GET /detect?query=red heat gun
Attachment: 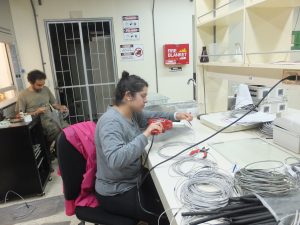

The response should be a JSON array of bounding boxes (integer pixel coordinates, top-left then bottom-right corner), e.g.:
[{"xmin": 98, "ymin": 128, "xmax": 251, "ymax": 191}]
[{"xmin": 148, "ymin": 118, "xmax": 173, "ymax": 135}]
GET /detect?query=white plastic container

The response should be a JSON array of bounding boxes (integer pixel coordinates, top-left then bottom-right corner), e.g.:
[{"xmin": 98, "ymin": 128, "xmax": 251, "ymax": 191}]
[
  {"xmin": 273, "ymin": 114, "xmax": 300, "ymax": 154},
  {"xmin": 145, "ymin": 93, "xmax": 169, "ymax": 106},
  {"xmin": 175, "ymin": 101, "xmax": 199, "ymax": 117},
  {"xmin": 273, "ymin": 125, "xmax": 300, "ymax": 154}
]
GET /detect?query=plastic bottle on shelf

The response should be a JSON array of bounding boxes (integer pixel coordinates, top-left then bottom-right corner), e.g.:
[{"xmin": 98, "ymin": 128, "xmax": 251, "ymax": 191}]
[
  {"xmin": 233, "ymin": 42, "xmax": 243, "ymax": 63},
  {"xmin": 200, "ymin": 46, "xmax": 209, "ymax": 63}
]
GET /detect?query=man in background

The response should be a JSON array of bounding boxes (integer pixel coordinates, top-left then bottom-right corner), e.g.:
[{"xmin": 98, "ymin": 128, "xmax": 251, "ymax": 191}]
[{"xmin": 16, "ymin": 70, "xmax": 69, "ymax": 148}]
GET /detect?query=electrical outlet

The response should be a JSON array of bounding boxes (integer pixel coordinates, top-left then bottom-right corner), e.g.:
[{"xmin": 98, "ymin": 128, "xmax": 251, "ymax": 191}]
[{"xmin": 283, "ymin": 70, "xmax": 300, "ymax": 85}]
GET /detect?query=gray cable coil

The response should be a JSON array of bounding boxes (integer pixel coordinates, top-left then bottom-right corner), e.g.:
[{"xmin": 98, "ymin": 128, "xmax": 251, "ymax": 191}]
[
  {"xmin": 235, "ymin": 160, "xmax": 298, "ymax": 196},
  {"xmin": 179, "ymin": 169, "xmax": 235, "ymax": 211},
  {"xmin": 171, "ymin": 157, "xmax": 217, "ymax": 177}
]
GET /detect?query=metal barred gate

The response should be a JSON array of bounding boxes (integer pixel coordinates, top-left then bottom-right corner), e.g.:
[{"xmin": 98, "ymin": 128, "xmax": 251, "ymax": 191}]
[{"xmin": 46, "ymin": 19, "xmax": 117, "ymax": 124}]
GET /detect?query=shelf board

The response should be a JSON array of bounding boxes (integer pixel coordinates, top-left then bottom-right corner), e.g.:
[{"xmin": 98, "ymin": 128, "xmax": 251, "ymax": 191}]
[
  {"xmin": 198, "ymin": 62, "xmax": 246, "ymax": 67},
  {"xmin": 248, "ymin": 63, "xmax": 300, "ymax": 69},
  {"xmin": 246, "ymin": 50, "xmax": 300, "ymax": 55},
  {"xmin": 247, "ymin": 0, "xmax": 300, "ymax": 8},
  {"xmin": 197, "ymin": 6, "xmax": 244, "ymax": 27},
  {"xmin": 198, "ymin": 62, "xmax": 300, "ymax": 70}
]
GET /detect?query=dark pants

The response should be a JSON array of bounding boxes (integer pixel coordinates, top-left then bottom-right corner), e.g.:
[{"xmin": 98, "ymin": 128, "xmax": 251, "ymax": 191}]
[{"xmin": 96, "ymin": 169, "xmax": 169, "ymax": 225}]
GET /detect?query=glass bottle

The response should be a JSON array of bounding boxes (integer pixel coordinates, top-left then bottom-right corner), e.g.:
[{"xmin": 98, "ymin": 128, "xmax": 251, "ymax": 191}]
[{"xmin": 200, "ymin": 46, "xmax": 209, "ymax": 63}]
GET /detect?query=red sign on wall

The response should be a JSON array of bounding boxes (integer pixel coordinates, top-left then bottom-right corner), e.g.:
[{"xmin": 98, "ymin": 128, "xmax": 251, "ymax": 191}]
[{"xmin": 163, "ymin": 44, "xmax": 189, "ymax": 65}]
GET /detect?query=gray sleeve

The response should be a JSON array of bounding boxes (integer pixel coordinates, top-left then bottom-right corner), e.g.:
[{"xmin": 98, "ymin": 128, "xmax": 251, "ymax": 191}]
[
  {"xmin": 135, "ymin": 110, "xmax": 177, "ymax": 128},
  {"xmin": 99, "ymin": 120, "xmax": 148, "ymax": 169}
]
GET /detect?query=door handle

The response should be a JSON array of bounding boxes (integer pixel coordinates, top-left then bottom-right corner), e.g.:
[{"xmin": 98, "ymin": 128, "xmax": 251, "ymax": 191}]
[{"xmin": 187, "ymin": 78, "xmax": 196, "ymax": 87}]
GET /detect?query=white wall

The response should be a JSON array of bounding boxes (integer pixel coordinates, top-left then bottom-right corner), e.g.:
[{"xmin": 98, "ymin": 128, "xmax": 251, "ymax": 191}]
[
  {"xmin": 9, "ymin": 0, "xmax": 194, "ymax": 101},
  {"xmin": 154, "ymin": 0, "xmax": 194, "ymax": 101}
]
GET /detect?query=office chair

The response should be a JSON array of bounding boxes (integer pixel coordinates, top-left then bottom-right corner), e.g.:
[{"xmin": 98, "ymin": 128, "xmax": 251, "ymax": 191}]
[{"xmin": 56, "ymin": 132, "xmax": 138, "ymax": 225}]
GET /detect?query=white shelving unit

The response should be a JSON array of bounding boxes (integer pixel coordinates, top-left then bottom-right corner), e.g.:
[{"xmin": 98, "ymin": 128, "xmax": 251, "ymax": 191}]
[{"xmin": 196, "ymin": 0, "xmax": 300, "ymax": 113}]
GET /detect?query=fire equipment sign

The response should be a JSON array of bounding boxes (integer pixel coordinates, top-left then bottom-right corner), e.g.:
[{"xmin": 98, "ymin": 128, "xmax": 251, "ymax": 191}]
[
  {"xmin": 122, "ymin": 15, "xmax": 140, "ymax": 41},
  {"xmin": 163, "ymin": 44, "xmax": 189, "ymax": 65},
  {"xmin": 120, "ymin": 44, "xmax": 144, "ymax": 61}
]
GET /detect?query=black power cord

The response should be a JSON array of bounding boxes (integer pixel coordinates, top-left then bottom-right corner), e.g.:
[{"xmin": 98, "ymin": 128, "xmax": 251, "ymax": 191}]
[
  {"xmin": 143, "ymin": 135, "xmax": 155, "ymax": 167},
  {"xmin": 138, "ymin": 75, "xmax": 300, "ymax": 203},
  {"xmin": 137, "ymin": 135, "xmax": 160, "ymax": 217}
]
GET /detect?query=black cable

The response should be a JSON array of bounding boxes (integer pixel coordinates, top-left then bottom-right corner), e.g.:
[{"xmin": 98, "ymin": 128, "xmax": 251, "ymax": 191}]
[
  {"xmin": 143, "ymin": 135, "xmax": 154, "ymax": 167},
  {"xmin": 137, "ymin": 135, "xmax": 160, "ymax": 217},
  {"xmin": 189, "ymin": 206, "xmax": 266, "ymax": 225},
  {"xmin": 139, "ymin": 75, "xmax": 300, "ymax": 187},
  {"xmin": 230, "ymin": 214, "xmax": 275, "ymax": 225}
]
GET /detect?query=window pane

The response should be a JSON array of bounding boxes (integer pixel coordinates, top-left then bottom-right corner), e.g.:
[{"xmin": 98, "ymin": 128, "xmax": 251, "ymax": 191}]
[{"xmin": 0, "ymin": 43, "xmax": 13, "ymax": 89}]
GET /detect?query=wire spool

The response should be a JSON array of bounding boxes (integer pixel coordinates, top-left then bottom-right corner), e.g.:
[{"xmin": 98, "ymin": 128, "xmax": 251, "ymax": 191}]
[
  {"xmin": 284, "ymin": 157, "xmax": 300, "ymax": 186},
  {"xmin": 279, "ymin": 211, "xmax": 300, "ymax": 225},
  {"xmin": 260, "ymin": 122, "xmax": 273, "ymax": 138},
  {"xmin": 179, "ymin": 169, "xmax": 235, "ymax": 211},
  {"xmin": 235, "ymin": 160, "xmax": 297, "ymax": 196},
  {"xmin": 171, "ymin": 157, "xmax": 216, "ymax": 177}
]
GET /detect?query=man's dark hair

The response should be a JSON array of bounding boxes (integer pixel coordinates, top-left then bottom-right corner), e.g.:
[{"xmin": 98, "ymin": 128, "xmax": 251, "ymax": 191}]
[
  {"xmin": 27, "ymin": 70, "xmax": 47, "ymax": 84},
  {"xmin": 115, "ymin": 71, "xmax": 148, "ymax": 106}
]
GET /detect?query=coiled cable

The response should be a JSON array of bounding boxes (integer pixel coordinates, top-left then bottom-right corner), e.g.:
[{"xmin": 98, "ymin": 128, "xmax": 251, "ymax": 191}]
[
  {"xmin": 171, "ymin": 157, "xmax": 216, "ymax": 177},
  {"xmin": 157, "ymin": 142, "xmax": 198, "ymax": 159},
  {"xmin": 179, "ymin": 169, "xmax": 235, "ymax": 211},
  {"xmin": 235, "ymin": 160, "xmax": 297, "ymax": 196}
]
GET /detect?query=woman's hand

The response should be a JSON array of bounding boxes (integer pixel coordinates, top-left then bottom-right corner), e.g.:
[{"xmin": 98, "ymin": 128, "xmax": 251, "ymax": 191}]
[
  {"xmin": 176, "ymin": 112, "xmax": 193, "ymax": 121},
  {"xmin": 143, "ymin": 122, "xmax": 163, "ymax": 137}
]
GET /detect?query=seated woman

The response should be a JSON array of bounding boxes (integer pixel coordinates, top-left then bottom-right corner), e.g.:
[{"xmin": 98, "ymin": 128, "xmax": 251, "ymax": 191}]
[{"xmin": 95, "ymin": 71, "xmax": 193, "ymax": 225}]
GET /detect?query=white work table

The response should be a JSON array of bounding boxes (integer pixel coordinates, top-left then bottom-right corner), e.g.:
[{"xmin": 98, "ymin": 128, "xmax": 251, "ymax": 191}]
[{"xmin": 146, "ymin": 118, "xmax": 300, "ymax": 225}]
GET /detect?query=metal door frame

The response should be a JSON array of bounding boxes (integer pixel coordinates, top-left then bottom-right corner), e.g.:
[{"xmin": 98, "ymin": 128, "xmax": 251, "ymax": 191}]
[{"xmin": 45, "ymin": 18, "xmax": 118, "ymax": 121}]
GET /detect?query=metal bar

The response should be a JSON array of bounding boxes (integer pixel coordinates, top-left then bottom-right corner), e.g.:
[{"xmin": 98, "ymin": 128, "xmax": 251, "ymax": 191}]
[
  {"xmin": 63, "ymin": 23, "xmax": 78, "ymax": 123},
  {"xmin": 90, "ymin": 52, "xmax": 106, "ymax": 55},
  {"xmin": 86, "ymin": 22, "xmax": 100, "ymax": 118},
  {"xmin": 54, "ymin": 24, "xmax": 72, "ymax": 123},
  {"xmin": 55, "ymin": 70, "xmax": 71, "ymax": 73},
  {"xmin": 102, "ymin": 22, "xmax": 113, "ymax": 105},
  {"xmin": 65, "ymin": 38, "xmax": 81, "ymax": 41},
  {"xmin": 94, "ymin": 22, "xmax": 106, "ymax": 113},
  {"xmin": 79, "ymin": 22, "xmax": 93, "ymax": 121},
  {"xmin": 109, "ymin": 20, "xmax": 118, "ymax": 89},
  {"xmin": 46, "ymin": 18, "xmax": 114, "ymax": 24},
  {"xmin": 45, "ymin": 23, "xmax": 61, "ymax": 105},
  {"xmin": 60, "ymin": 54, "xmax": 77, "ymax": 57},
  {"xmin": 72, "ymin": 23, "xmax": 85, "ymax": 122},
  {"xmin": 53, "ymin": 82, "xmax": 116, "ymax": 89}
]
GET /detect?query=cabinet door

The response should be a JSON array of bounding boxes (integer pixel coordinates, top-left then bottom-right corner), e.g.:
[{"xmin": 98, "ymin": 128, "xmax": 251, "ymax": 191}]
[
  {"xmin": 0, "ymin": 0, "xmax": 13, "ymax": 43},
  {"xmin": 0, "ymin": 126, "xmax": 42, "ymax": 201}
]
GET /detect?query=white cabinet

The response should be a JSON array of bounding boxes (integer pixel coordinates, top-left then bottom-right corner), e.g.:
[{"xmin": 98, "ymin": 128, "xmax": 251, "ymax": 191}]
[
  {"xmin": 0, "ymin": 0, "xmax": 14, "ymax": 43},
  {"xmin": 196, "ymin": 0, "xmax": 300, "ymax": 113}
]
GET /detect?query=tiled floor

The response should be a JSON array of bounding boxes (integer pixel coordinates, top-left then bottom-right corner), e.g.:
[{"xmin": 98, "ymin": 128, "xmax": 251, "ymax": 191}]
[{"xmin": 1, "ymin": 160, "xmax": 93, "ymax": 225}]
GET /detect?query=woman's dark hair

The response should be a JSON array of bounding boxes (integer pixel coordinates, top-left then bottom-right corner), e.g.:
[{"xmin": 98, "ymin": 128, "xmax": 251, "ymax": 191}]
[
  {"xmin": 115, "ymin": 71, "xmax": 148, "ymax": 106},
  {"xmin": 27, "ymin": 70, "xmax": 47, "ymax": 84}
]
